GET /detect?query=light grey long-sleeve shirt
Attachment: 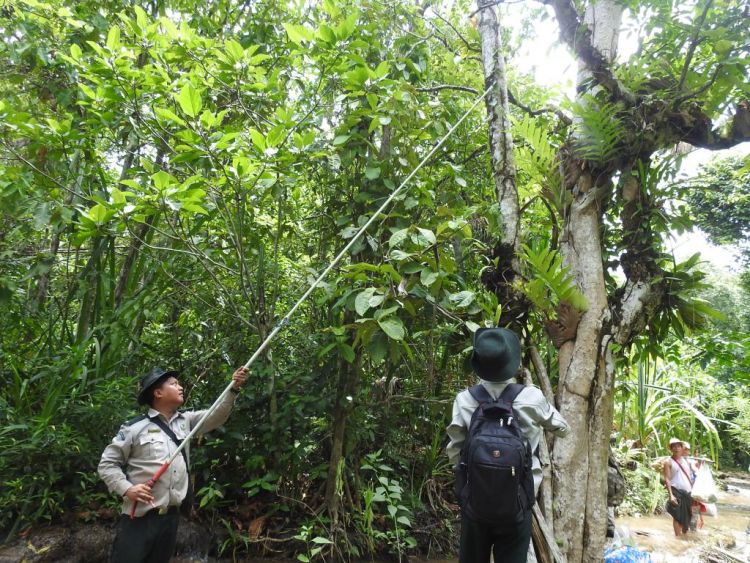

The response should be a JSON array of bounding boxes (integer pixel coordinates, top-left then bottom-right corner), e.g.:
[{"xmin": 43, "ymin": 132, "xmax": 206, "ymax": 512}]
[
  {"xmin": 446, "ymin": 378, "xmax": 570, "ymax": 492},
  {"xmin": 98, "ymin": 391, "xmax": 237, "ymax": 517}
]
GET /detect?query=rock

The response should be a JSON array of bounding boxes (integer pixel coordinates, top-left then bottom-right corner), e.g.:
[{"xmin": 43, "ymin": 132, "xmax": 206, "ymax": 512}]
[{"xmin": 707, "ymin": 527, "xmax": 736, "ymax": 550}]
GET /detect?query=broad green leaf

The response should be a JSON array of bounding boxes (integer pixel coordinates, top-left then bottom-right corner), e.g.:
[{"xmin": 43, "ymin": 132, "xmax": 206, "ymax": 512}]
[
  {"xmin": 70, "ymin": 44, "xmax": 82, "ymax": 60},
  {"xmin": 154, "ymin": 107, "xmax": 186, "ymax": 127},
  {"xmin": 311, "ymin": 537, "xmax": 333, "ymax": 545},
  {"xmin": 88, "ymin": 204, "xmax": 109, "ymax": 225},
  {"xmin": 176, "ymin": 84, "xmax": 202, "ymax": 118},
  {"xmin": 79, "ymin": 83, "xmax": 96, "ymax": 99},
  {"xmin": 365, "ymin": 166, "xmax": 380, "ymax": 180},
  {"xmin": 181, "ymin": 202, "xmax": 208, "ymax": 215},
  {"xmin": 283, "ymin": 23, "xmax": 314, "ymax": 45},
  {"xmin": 355, "ymin": 288, "xmax": 377, "ymax": 316},
  {"xmin": 317, "ymin": 24, "xmax": 336, "ymax": 43},
  {"xmin": 250, "ymin": 129, "xmax": 266, "ymax": 151},
  {"xmin": 111, "ymin": 188, "xmax": 126, "ymax": 205},
  {"xmin": 106, "ymin": 26, "xmax": 121, "ymax": 50},
  {"xmin": 396, "ymin": 516, "xmax": 411, "ymax": 528},
  {"xmin": 134, "ymin": 6, "xmax": 149, "ymax": 30},
  {"xmin": 368, "ymin": 333, "xmax": 388, "ymax": 363},
  {"xmin": 450, "ymin": 290, "xmax": 475, "ymax": 307},
  {"xmin": 369, "ymin": 294, "xmax": 385, "ymax": 308},
  {"xmin": 224, "ymin": 39, "xmax": 244, "ymax": 61},
  {"xmin": 420, "ymin": 269, "xmax": 439, "ymax": 287},
  {"xmin": 416, "ymin": 227, "xmax": 437, "ymax": 245},
  {"xmin": 335, "ymin": 10, "xmax": 359, "ymax": 40},
  {"xmin": 388, "ymin": 228, "xmax": 409, "ymax": 248},
  {"xmin": 152, "ymin": 170, "xmax": 176, "ymax": 191},
  {"xmin": 378, "ymin": 317, "xmax": 405, "ymax": 341},
  {"xmin": 338, "ymin": 343, "xmax": 355, "ymax": 364},
  {"xmin": 333, "ymin": 134, "xmax": 351, "ymax": 146}
]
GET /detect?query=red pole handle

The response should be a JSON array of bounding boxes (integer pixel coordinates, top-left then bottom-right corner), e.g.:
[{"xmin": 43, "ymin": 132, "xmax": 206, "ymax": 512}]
[{"xmin": 129, "ymin": 461, "xmax": 171, "ymax": 519}]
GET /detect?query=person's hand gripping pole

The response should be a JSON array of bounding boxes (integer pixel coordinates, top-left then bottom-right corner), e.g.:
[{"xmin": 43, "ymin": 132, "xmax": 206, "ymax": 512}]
[{"xmin": 129, "ymin": 367, "xmax": 248, "ymax": 519}]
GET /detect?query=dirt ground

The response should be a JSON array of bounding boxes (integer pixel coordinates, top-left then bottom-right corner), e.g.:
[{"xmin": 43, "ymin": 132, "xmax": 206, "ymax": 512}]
[{"xmin": 614, "ymin": 472, "xmax": 750, "ymax": 562}]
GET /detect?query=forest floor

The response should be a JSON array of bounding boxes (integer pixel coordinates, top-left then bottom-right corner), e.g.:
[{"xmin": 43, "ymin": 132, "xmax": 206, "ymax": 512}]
[
  {"xmin": 614, "ymin": 470, "xmax": 750, "ymax": 562},
  {"xmin": 2, "ymin": 473, "xmax": 748, "ymax": 562}
]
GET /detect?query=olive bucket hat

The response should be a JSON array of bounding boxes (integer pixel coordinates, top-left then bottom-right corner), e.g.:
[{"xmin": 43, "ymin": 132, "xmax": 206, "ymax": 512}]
[
  {"xmin": 470, "ymin": 327, "xmax": 521, "ymax": 382},
  {"xmin": 137, "ymin": 367, "xmax": 179, "ymax": 405}
]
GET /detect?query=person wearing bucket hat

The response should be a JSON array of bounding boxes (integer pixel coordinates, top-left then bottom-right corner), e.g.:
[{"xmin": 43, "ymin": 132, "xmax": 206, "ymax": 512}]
[
  {"xmin": 446, "ymin": 327, "xmax": 570, "ymax": 563},
  {"xmin": 664, "ymin": 437, "xmax": 694, "ymax": 536},
  {"xmin": 99, "ymin": 365, "xmax": 247, "ymax": 563}
]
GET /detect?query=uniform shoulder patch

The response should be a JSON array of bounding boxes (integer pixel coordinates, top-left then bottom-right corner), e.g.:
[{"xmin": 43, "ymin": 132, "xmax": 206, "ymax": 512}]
[{"xmin": 125, "ymin": 414, "xmax": 148, "ymax": 427}]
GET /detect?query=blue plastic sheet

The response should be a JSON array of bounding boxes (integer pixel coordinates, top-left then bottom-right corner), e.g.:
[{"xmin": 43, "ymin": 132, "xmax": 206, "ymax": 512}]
[{"xmin": 604, "ymin": 545, "xmax": 652, "ymax": 563}]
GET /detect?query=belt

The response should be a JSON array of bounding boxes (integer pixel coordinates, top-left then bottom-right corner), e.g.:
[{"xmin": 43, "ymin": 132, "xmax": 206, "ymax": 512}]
[{"xmin": 146, "ymin": 505, "xmax": 180, "ymax": 516}]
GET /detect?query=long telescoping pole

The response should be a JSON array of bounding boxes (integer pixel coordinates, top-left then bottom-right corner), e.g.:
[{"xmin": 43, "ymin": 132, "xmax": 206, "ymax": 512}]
[{"xmin": 130, "ymin": 84, "xmax": 492, "ymax": 519}]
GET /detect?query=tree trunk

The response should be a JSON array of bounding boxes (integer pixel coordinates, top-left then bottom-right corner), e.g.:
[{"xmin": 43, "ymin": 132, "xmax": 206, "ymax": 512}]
[
  {"xmin": 551, "ymin": 4, "xmax": 623, "ymax": 561},
  {"xmin": 477, "ymin": 1, "xmax": 520, "ymax": 257},
  {"xmin": 324, "ymin": 346, "xmax": 361, "ymax": 529}
]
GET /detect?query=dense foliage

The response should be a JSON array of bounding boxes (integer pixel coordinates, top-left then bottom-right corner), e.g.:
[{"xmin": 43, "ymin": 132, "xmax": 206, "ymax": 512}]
[{"xmin": 1, "ymin": 0, "xmax": 748, "ymax": 559}]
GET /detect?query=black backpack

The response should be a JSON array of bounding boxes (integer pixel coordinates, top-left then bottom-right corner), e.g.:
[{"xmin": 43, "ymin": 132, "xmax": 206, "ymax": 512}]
[{"xmin": 456, "ymin": 383, "xmax": 535, "ymax": 524}]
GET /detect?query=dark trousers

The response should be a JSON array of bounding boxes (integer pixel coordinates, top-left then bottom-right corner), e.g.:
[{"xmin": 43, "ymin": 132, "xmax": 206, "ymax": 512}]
[
  {"xmin": 111, "ymin": 510, "xmax": 179, "ymax": 563},
  {"xmin": 459, "ymin": 510, "xmax": 533, "ymax": 563}
]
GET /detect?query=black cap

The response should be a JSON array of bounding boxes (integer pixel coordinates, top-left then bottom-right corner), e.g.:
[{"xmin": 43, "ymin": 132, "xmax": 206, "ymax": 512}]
[
  {"xmin": 470, "ymin": 328, "xmax": 521, "ymax": 382},
  {"xmin": 137, "ymin": 367, "xmax": 179, "ymax": 405}
]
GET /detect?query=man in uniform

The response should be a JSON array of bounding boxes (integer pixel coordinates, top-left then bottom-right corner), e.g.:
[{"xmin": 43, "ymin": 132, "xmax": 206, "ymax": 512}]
[
  {"xmin": 99, "ymin": 366, "xmax": 247, "ymax": 563},
  {"xmin": 446, "ymin": 327, "xmax": 570, "ymax": 563}
]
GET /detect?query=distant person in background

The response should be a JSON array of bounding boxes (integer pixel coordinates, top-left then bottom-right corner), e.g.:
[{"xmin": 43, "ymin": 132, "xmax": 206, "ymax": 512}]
[{"xmin": 663, "ymin": 437, "xmax": 693, "ymax": 537}]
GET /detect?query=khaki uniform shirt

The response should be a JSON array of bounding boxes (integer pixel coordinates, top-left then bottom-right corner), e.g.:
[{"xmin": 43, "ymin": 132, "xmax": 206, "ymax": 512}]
[
  {"xmin": 98, "ymin": 392, "xmax": 237, "ymax": 517},
  {"xmin": 446, "ymin": 378, "xmax": 570, "ymax": 493}
]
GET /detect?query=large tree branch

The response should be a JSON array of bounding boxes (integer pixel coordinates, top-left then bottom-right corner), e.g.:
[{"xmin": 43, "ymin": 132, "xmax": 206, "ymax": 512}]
[{"xmin": 682, "ymin": 100, "xmax": 750, "ymax": 149}]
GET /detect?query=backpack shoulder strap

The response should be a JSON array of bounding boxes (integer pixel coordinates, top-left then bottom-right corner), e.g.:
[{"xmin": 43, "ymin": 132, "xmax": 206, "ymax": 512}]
[
  {"xmin": 499, "ymin": 382, "xmax": 525, "ymax": 404},
  {"xmin": 150, "ymin": 415, "xmax": 190, "ymax": 469},
  {"xmin": 125, "ymin": 413, "xmax": 147, "ymax": 427},
  {"xmin": 467, "ymin": 384, "xmax": 494, "ymax": 404}
]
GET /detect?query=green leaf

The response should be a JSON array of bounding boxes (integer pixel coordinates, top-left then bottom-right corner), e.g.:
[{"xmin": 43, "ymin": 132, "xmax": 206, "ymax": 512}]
[
  {"xmin": 396, "ymin": 515, "xmax": 411, "ymax": 526},
  {"xmin": 338, "ymin": 343, "xmax": 355, "ymax": 364},
  {"xmin": 79, "ymin": 83, "xmax": 96, "ymax": 100},
  {"xmin": 449, "ymin": 290, "xmax": 475, "ymax": 308},
  {"xmin": 106, "ymin": 26, "xmax": 121, "ymax": 50},
  {"xmin": 378, "ymin": 317, "xmax": 405, "ymax": 341},
  {"xmin": 333, "ymin": 134, "xmax": 351, "ymax": 146},
  {"xmin": 311, "ymin": 537, "xmax": 333, "ymax": 545},
  {"xmin": 176, "ymin": 84, "xmax": 202, "ymax": 118},
  {"xmin": 224, "ymin": 39, "xmax": 245, "ymax": 61},
  {"xmin": 368, "ymin": 333, "xmax": 388, "ymax": 363},
  {"xmin": 154, "ymin": 107, "xmax": 186, "ymax": 127},
  {"xmin": 70, "ymin": 43, "xmax": 82, "ymax": 60},
  {"xmin": 283, "ymin": 23, "xmax": 314, "ymax": 45},
  {"xmin": 365, "ymin": 166, "xmax": 380, "ymax": 180},
  {"xmin": 420, "ymin": 269, "xmax": 438, "ymax": 287},
  {"xmin": 416, "ymin": 227, "xmax": 436, "ymax": 246},
  {"xmin": 152, "ymin": 170, "xmax": 176, "ymax": 191},
  {"xmin": 88, "ymin": 204, "xmax": 109, "ymax": 225},
  {"xmin": 250, "ymin": 129, "xmax": 266, "ymax": 151},
  {"xmin": 388, "ymin": 228, "xmax": 409, "ymax": 248},
  {"xmin": 317, "ymin": 24, "xmax": 336, "ymax": 44},
  {"xmin": 133, "ymin": 6, "xmax": 149, "ymax": 30},
  {"xmin": 355, "ymin": 288, "xmax": 377, "ymax": 316}
]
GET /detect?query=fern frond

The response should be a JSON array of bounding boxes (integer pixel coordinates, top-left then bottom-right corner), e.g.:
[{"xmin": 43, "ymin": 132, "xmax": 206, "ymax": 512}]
[
  {"xmin": 569, "ymin": 95, "xmax": 624, "ymax": 163},
  {"xmin": 520, "ymin": 243, "xmax": 588, "ymax": 312}
]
